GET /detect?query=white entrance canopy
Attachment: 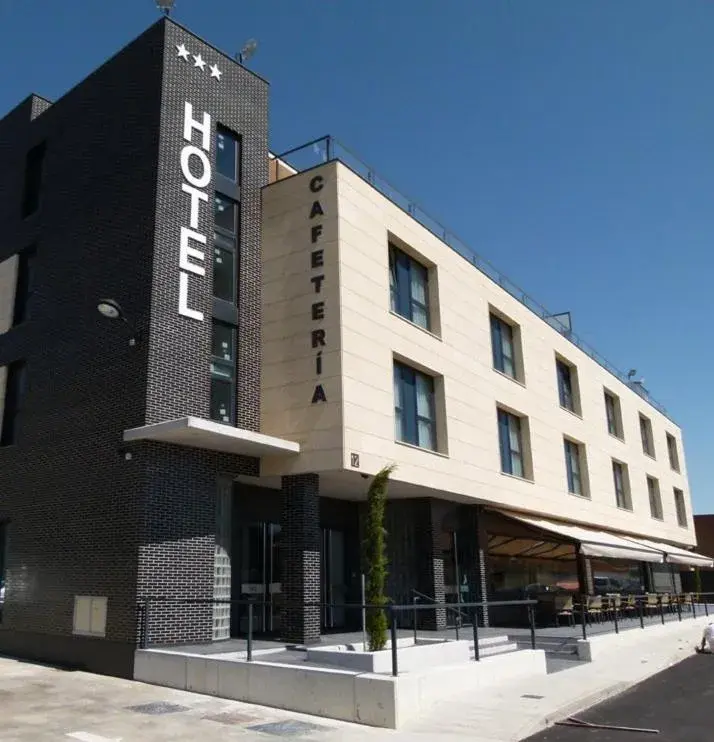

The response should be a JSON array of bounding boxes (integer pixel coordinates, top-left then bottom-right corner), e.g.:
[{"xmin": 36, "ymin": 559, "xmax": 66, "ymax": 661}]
[
  {"xmin": 495, "ymin": 511, "xmax": 664, "ymax": 563},
  {"xmin": 620, "ymin": 536, "xmax": 714, "ymax": 569},
  {"xmin": 123, "ymin": 417, "xmax": 300, "ymax": 457}
]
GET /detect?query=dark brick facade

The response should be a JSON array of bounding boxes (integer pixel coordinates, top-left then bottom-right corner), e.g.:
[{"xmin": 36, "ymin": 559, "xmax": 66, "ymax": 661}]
[{"xmin": 0, "ymin": 18, "xmax": 267, "ymax": 677}]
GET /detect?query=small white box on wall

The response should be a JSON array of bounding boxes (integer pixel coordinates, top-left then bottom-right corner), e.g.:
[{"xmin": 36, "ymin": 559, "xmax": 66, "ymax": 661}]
[{"xmin": 73, "ymin": 596, "xmax": 108, "ymax": 637}]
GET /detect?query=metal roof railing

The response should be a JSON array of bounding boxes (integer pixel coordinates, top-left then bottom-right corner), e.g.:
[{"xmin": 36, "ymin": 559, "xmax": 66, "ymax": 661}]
[{"xmin": 271, "ymin": 135, "xmax": 672, "ymax": 422}]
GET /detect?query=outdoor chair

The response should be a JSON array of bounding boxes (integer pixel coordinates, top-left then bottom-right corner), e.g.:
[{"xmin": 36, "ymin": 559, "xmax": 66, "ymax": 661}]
[
  {"xmin": 608, "ymin": 593, "xmax": 622, "ymax": 621},
  {"xmin": 554, "ymin": 595, "xmax": 575, "ymax": 627},
  {"xmin": 585, "ymin": 595, "xmax": 603, "ymax": 623},
  {"xmin": 660, "ymin": 593, "xmax": 671, "ymax": 614},
  {"xmin": 622, "ymin": 594, "xmax": 637, "ymax": 619},
  {"xmin": 645, "ymin": 593, "xmax": 659, "ymax": 616},
  {"xmin": 680, "ymin": 593, "xmax": 694, "ymax": 612}
]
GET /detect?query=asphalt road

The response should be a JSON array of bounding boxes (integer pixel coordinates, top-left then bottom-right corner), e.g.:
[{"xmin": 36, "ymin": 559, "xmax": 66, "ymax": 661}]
[{"xmin": 528, "ymin": 653, "xmax": 714, "ymax": 742}]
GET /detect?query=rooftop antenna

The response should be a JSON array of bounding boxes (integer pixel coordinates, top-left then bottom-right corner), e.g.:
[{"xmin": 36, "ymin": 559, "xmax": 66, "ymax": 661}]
[
  {"xmin": 627, "ymin": 369, "xmax": 637, "ymax": 379},
  {"xmin": 236, "ymin": 38, "xmax": 258, "ymax": 65},
  {"xmin": 156, "ymin": 0, "xmax": 175, "ymax": 16}
]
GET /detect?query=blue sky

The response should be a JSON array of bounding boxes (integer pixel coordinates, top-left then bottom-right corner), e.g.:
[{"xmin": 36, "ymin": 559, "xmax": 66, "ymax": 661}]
[{"xmin": 1, "ymin": 1, "xmax": 711, "ymax": 512}]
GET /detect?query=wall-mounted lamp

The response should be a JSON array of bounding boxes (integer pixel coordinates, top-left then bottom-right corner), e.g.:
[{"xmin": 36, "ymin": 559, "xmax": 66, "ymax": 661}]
[{"xmin": 97, "ymin": 298, "xmax": 138, "ymax": 346}]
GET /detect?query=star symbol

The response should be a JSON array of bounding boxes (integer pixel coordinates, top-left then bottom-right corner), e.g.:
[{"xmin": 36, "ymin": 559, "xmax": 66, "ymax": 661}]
[
  {"xmin": 209, "ymin": 63, "xmax": 222, "ymax": 81},
  {"xmin": 193, "ymin": 53, "xmax": 206, "ymax": 70},
  {"xmin": 176, "ymin": 43, "xmax": 190, "ymax": 61}
]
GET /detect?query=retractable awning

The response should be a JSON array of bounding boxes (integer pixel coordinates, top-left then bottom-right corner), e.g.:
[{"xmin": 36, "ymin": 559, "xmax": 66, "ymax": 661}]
[
  {"xmin": 620, "ymin": 536, "xmax": 714, "ymax": 569},
  {"xmin": 494, "ymin": 511, "xmax": 664, "ymax": 563}
]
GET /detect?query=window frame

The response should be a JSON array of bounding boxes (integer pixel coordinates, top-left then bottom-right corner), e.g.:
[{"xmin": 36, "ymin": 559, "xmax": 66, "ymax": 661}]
[
  {"xmin": 393, "ymin": 361, "xmax": 437, "ymax": 451},
  {"xmin": 11, "ymin": 247, "xmax": 36, "ymax": 327},
  {"xmin": 604, "ymin": 390, "xmax": 623, "ymax": 439},
  {"xmin": 216, "ymin": 127, "xmax": 241, "ymax": 184},
  {"xmin": 666, "ymin": 433, "xmax": 680, "ymax": 472},
  {"xmin": 673, "ymin": 488, "xmax": 687, "ymax": 528},
  {"xmin": 21, "ymin": 142, "xmax": 46, "ymax": 218},
  {"xmin": 647, "ymin": 476, "xmax": 663, "ymax": 520},
  {"xmin": 497, "ymin": 408, "xmax": 526, "ymax": 479},
  {"xmin": 0, "ymin": 361, "xmax": 27, "ymax": 447},
  {"xmin": 0, "ymin": 520, "xmax": 6, "ymax": 622},
  {"xmin": 556, "ymin": 358, "xmax": 577, "ymax": 413},
  {"xmin": 612, "ymin": 460, "xmax": 631, "ymax": 511},
  {"xmin": 389, "ymin": 243, "xmax": 431, "ymax": 331},
  {"xmin": 639, "ymin": 414, "xmax": 655, "ymax": 458},
  {"xmin": 210, "ymin": 321, "xmax": 236, "ymax": 425},
  {"xmin": 564, "ymin": 438, "xmax": 584, "ymax": 496},
  {"xmin": 490, "ymin": 313, "xmax": 517, "ymax": 379}
]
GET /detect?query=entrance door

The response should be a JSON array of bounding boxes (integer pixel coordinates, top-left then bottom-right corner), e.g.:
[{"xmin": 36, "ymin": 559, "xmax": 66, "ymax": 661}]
[
  {"xmin": 321, "ymin": 528, "xmax": 346, "ymax": 630},
  {"xmin": 239, "ymin": 522, "xmax": 281, "ymax": 634}
]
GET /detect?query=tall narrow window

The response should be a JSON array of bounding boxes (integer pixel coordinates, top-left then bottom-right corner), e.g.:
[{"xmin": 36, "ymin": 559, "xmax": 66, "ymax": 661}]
[
  {"xmin": 210, "ymin": 322, "xmax": 235, "ymax": 425},
  {"xmin": 674, "ymin": 488, "xmax": 687, "ymax": 528},
  {"xmin": 564, "ymin": 439, "xmax": 584, "ymax": 496},
  {"xmin": 213, "ymin": 194, "xmax": 239, "ymax": 304},
  {"xmin": 604, "ymin": 390, "xmax": 623, "ymax": 439},
  {"xmin": 497, "ymin": 409, "xmax": 526, "ymax": 478},
  {"xmin": 216, "ymin": 128, "xmax": 240, "ymax": 183},
  {"xmin": 490, "ymin": 314, "xmax": 516, "ymax": 379},
  {"xmin": 0, "ymin": 521, "xmax": 6, "ymax": 622},
  {"xmin": 666, "ymin": 433, "xmax": 680, "ymax": 472},
  {"xmin": 0, "ymin": 361, "xmax": 27, "ymax": 447},
  {"xmin": 612, "ymin": 460, "xmax": 631, "ymax": 510},
  {"xmin": 556, "ymin": 359, "xmax": 578, "ymax": 413},
  {"xmin": 640, "ymin": 414, "xmax": 655, "ymax": 457},
  {"xmin": 393, "ymin": 361, "xmax": 436, "ymax": 450},
  {"xmin": 647, "ymin": 476, "xmax": 663, "ymax": 520},
  {"xmin": 12, "ymin": 248, "xmax": 35, "ymax": 326},
  {"xmin": 389, "ymin": 243, "xmax": 430, "ymax": 330},
  {"xmin": 21, "ymin": 142, "xmax": 46, "ymax": 218}
]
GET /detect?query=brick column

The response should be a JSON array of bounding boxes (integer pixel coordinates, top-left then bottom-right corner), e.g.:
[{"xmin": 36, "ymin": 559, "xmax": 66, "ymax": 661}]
[{"xmin": 280, "ymin": 474, "xmax": 321, "ymax": 644}]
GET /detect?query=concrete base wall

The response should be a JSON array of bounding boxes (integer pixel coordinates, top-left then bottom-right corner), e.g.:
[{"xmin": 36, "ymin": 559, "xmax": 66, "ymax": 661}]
[
  {"xmin": 577, "ymin": 615, "xmax": 712, "ymax": 662},
  {"xmin": 133, "ymin": 647, "xmax": 547, "ymax": 728}
]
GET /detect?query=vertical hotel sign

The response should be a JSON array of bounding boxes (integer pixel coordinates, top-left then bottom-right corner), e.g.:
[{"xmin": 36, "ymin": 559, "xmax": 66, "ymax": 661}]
[
  {"xmin": 309, "ymin": 174, "xmax": 327, "ymax": 404},
  {"xmin": 178, "ymin": 102, "xmax": 212, "ymax": 321}
]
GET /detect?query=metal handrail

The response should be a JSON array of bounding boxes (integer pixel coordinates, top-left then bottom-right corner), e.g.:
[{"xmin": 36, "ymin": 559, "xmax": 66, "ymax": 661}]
[{"xmin": 271, "ymin": 135, "xmax": 675, "ymax": 422}]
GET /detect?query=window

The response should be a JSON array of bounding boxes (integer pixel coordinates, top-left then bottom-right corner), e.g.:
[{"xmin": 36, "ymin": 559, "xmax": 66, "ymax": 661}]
[
  {"xmin": 674, "ymin": 488, "xmax": 687, "ymax": 528},
  {"xmin": 393, "ymin": 361, "xmax": 436, "ymax": 450},
  {"xmin": 556, "ymin": 359, "xmax": 578, "ymax": 413},
  {"xmin": 210, "ymin": 322, "xmax": 235, "ymax": 425},
  {"xmin": 216, "ymin": 128, "xmax": 240, "ymax": 182},
  {"xmin": 647, "ymin": 477, "xmax": 663, "ymax": 520},
  {"xmin": 490, "ymin": 314, "xmax": 516, "ymax": 379},
  {"xmin": 666, "ymin": 433, "xmax": 680, "ymax": 472},
  {"xmin": 1, "ymin": 361, "xmax": 27, "ymax": 446},
  {"xmin": 213, "ymin": 194, "xmax": 239, "ymax": 303},
  {"xmin": 12, "ymin": 248, "xmax": 35, "ymax": 326},
  {"xmin": 564, "ymin": 439, "xmax": 585, "ymax": 496},
  {"xmin": 497, "ymin": 408, "xmax": 526, "ymax": 478},
  {"xmin": 0, "ymin": 521, "xmax": 6, "ymax": 621},
  {"xmin": 21, "ymin": 142, "xmax": 46, "ymax": 218},
  {"xmin": 389, "ymin": 243, "xmax": 430, "ymax": 330},
  {"xmin": 612, "ymin": 460, "xmax": 631, "ymax": 510},
  {"xmin": 604, "ymin": 390, "xmax": 623, "ymax": 439},
  {"xmin": 639, "ymin": 414, "xmax": 655, "ymax": 457}
]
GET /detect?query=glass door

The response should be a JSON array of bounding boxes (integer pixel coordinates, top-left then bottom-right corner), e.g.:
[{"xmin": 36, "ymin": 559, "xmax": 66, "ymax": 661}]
[
  {"xmin": 321, "ymin": 528, "xmax": 346, "ymax": 630},
  {"xmin": 239, "ymin": 522, "xmax": 281, "ymax": 634}
]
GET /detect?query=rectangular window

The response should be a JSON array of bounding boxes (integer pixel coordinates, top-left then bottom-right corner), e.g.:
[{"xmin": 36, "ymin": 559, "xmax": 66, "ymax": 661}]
[
  {"xmin": 556, "ymin": 359, "xmax": 577, "ymax": 412},
  {"xmin": 666, "ymin": 433, "xmax": 680, "ymax": 472},
  {"xmin": 604, "ymin": 390, "xmax": 622, "ymax": 439},
  {"xmin": 21, "ymin": 142, "xmax": 46, "ymax": 218},
  {"xmin": 210, "ymin": 322, "xmax": 235, "ymax": 425},
  {"xmin": 389, "ymin": 243, "xmax": 430, "ymax": 330},
  {"xmin": 213, "ymin": 243, "xmax": 236, "ymax": 303},
  {"xmin": 647, "ymin": 476, "xmax": 663, "ymax": 520},
  {"xmin": 497, "ymin": 408, "xmax": 525, "ymax": 478},
  {"xmin": 674, "ymin": 488, "xmax": 687, "ymax": 528},
  {"xmin": 393, "ymin": 361, "xmax": 436, "ymax": 450},
  {"xmin": 490, "ymin": 314, "xmax": 516, "ymax": 379},
  {"xmin": 214, "ymin": 194, "xmax": 238, "ymax": 236},
  {"xmin": 0, "ymin": 521, "xmax": 6, "ymax": 621},
  {"xmin": 564, "ymin": 439, "xmax": 584, "ymax": 496},
  {"xmin": 216, "ymin": 128, "xmax": 240, "ymax": 182},
  {"xmin": 12, "ymin": 248, "xmax": 35, "ymax": 326},
  {"xmin": 612, "ymin": 460, "xmax": 631, "ymax": 510},
  {"xmin": 640, "ymin": 414, "xmax": 655, "ymax": 457},
  {"xmin": 1, "ymin": 361, "xmax": 27, "ymax": 447}
]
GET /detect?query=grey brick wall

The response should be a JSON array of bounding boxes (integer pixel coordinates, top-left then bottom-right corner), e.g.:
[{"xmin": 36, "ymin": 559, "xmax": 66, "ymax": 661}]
[{"xmin": 0, "ymin": 18, "xmax": 268, "ymax": 676}]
